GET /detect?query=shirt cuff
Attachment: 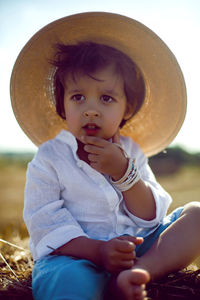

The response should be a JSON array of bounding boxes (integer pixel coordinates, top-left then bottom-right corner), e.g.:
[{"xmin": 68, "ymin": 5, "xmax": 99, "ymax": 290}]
[{"xmin": 35, "ymin": 225, "xmax": 88, "ymax": 260}]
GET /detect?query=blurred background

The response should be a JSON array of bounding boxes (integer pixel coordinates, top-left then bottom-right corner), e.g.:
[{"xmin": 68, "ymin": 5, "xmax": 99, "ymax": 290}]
[{"xmin": 0, "ymin": 1, "xmax": 200, "ymax": 266}]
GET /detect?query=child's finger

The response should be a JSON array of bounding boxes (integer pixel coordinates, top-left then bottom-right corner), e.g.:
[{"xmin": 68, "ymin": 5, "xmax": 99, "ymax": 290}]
[
  {"xmin": 84, "ymin": 144, "xmax": 103, "ymax": 154},
  {"xmin": 115, "ymin": 239, "xmax": 135, "ymax": 253},
  {"xmin": 118, "ymin": 236, "xmax": 144, "ymax": 245},
  {"xmin": 81, "ymin": 135, "xmax": 106, "ymax": 147},
  {"xmin": 112, "ymin": 129, "xmax": 121, "ymax": 144},
  {"xmin": 88, "ymin": 154, "xmax": 99, "ymax": 162},
  {"xmin": 127, "ymin": 236, "xmax": 144, "ymax": 245},
  {"xmin": 118, "ymin": 251, "xmax": 135, "ymax": 261},
  {"xmin": 119, "ymin": 259, "xmax": 134, "ymax": 269}
]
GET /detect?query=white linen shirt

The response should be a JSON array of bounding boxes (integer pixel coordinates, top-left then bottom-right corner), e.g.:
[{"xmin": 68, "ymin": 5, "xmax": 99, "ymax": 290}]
[{"xmin": 24, "ymin": 130, "xmax": 172, "ymax": 261}]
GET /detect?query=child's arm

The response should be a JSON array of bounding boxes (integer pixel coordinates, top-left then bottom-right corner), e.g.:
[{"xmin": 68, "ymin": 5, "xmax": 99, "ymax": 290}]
[
  {"xmin": 82, "ymin": 134, "xmax": 156, "ymax": 221},
  {"xmin": 50, "ymin": 235, "xmax": 143, "ymax": 273},
  {"xmin": 24, "ymin": 149, "xmax": 88, "ymax": 260},
  {"xmin": 24, "ymin": 143, "xmax": 144, "ymax": 265}
]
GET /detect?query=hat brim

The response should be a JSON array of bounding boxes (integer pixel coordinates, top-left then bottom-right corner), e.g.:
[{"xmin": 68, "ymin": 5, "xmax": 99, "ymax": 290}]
[{"xmin": 10, "ymin": 12, "xmax": 187, "ymax": 157}]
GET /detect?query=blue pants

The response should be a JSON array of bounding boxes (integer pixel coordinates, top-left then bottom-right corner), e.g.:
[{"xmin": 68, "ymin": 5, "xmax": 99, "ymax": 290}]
[{"xmin": 32, "ymin": 207, "xmax": 183, "ymax": 300}]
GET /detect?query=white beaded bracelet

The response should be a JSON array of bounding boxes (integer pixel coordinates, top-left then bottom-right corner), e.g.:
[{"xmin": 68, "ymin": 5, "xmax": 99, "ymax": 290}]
[
  {"xmin": 111, "ymin": 157, "xmax": 134, "ymax": 185},
  {"xmin": 112, "ymin": 163, "xmax": 141, "ymax": 191},
  {"xmin": 110, "ymin": 143, "xmax": 141, "ymax": 192}
]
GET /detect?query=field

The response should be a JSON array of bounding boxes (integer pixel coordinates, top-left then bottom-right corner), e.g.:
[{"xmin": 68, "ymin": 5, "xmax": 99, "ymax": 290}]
[
  {"xmin": 1, "ymin": 157, "xmax": 200, "ymax": 239},
  {"xmin": 0, "ymin": 154, "xmax": 200, "ymax": 299}
]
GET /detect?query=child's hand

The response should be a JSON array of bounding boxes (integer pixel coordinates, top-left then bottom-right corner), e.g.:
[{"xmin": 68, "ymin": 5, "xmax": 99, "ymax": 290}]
[
  {"xmin": 81, "ymin": 131, "xmax": 128, "ymax": 179},
  {"xmin": 99, "ymin": 236, "xmax": 143, "ymax": 273}
]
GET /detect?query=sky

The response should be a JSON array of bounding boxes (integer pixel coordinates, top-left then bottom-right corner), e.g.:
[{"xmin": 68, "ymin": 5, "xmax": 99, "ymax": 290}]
[{"xmin": 1, "ymin": 0, "xmax": 200, "ymax": 153}]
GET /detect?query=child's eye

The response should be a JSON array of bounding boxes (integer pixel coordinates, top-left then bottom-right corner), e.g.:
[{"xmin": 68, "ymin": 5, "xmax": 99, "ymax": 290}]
[
  {"xmin": 101, "ymin": 95, "xmax": 114, "ymax": 103},
  {"xmin": 71, "ymin": 94, "xmax": 85, "ymax": 102}
]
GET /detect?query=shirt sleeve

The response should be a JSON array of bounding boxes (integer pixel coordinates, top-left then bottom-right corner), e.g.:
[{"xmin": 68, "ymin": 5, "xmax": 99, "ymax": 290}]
[
  {"xmin": 122, "ymin": 138, "xmax": 172, "ymax": 228},
  {"xmin": 23, "ymin": 146, "xmax": 88, "ymax": 260}
]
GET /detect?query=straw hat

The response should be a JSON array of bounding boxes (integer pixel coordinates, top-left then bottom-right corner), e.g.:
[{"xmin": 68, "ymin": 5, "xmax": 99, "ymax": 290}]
[{"xmin": 10, "ymin": 12, "xmax": 187, "ymax": 157}]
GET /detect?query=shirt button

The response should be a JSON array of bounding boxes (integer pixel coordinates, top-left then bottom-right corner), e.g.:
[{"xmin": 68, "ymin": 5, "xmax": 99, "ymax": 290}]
[
  {"xmin": 116, "ymin": 225, "xmax": 123, "ymax": 234},
  {"xmin": 77, "ymin": 161, "xmax": 83, "ymax": 168}
]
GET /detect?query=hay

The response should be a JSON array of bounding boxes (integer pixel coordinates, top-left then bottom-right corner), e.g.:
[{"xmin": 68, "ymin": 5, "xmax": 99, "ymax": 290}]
[
  {"xmin": 147, "ymin": 267, "xmax": 200, "ymax": 300},
  {"xmin": 0, "ymin": 238, "xmax": 33, "ymax": 300},
  {"xmin": 0, "ymin": 238, "xmax": 200, "ymax": 300}
]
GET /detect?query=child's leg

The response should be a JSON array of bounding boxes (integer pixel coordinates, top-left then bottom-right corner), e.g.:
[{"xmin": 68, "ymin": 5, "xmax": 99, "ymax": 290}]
[
  {"xmin": 116, "ymin": 201, "xmax": 200, "ymax": 299},
  {"xmin": 134, "ymin": 201, "xmax": 200, "ymax": 279},
  {"xmin": 32, "ymin": 255, "xmax": 110, "ymax": 300}
]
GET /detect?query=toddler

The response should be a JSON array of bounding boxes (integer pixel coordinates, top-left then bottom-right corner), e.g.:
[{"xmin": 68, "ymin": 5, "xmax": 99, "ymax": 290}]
[{"xmin": 10, "ymin": 12, "xmax": 200, "ymax": 300}]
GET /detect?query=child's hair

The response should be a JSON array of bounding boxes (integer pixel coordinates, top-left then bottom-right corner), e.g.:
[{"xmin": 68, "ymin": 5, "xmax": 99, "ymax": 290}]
[{"xmin": 51, "ymin": 41, "xmax": 145, "ymax": 128}]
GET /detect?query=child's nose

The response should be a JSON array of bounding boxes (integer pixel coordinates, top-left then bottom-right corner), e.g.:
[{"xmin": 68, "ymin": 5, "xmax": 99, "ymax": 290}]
[{"xmin": 83, "ymin": 109, "xmax": 100, "ymax": 118}]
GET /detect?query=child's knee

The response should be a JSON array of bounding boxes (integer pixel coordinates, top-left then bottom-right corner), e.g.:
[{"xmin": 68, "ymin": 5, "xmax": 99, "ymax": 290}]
[{"xmin": 182, "ymin": 201, "xmax": 200, "ymax": 223}]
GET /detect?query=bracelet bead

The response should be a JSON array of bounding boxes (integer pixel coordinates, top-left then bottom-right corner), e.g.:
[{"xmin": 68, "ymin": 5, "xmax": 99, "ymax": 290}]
[
  {"xmin": 110, "ymin": 157, "xmax": 140, "ymax": 192},
  {"xmin": 110, "ymin": 143, "xmax": 140, "ymax": 192}
]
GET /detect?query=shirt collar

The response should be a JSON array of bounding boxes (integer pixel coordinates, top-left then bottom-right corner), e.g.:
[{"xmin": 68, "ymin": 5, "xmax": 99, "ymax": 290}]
[{"xmin": 56, "ymin": 130, "xmax": 79, "ymax": 160}]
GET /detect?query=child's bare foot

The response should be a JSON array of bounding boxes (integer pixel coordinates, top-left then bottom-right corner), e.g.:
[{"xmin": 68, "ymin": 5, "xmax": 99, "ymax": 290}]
[{"xmin": 116, "ymin": 268, "xmax": 150, "ymax": 300}]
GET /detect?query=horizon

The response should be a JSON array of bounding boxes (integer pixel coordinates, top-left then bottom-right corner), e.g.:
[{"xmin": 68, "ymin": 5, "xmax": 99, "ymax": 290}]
[{"xmin": 1, "ymin": 143, "xmax": 200, "ymax": 155}]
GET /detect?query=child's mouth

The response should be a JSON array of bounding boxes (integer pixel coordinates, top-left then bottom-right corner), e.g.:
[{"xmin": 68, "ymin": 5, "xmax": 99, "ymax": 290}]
[{"xmin": 83, "ymin": 124, "xmax": 100, "ymax": 136}]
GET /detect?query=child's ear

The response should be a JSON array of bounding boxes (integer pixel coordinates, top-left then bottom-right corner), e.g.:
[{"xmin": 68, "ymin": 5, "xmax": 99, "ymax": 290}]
[
  {"xmin": 123, "ymin": 103, "xmax": 135, "ymax": 120},
  {"xmin": 61, "ymin": 106, "xmax": 66, "ymax": 119},
  {"xmin": 61, "ymin": 111, "xmax": 66, "ymax": 119}
]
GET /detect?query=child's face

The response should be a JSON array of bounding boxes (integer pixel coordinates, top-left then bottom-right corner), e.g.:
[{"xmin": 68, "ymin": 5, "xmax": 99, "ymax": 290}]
[{"xmin": 63, "ymin": 65, "xmax": 132, "ymax": 141}]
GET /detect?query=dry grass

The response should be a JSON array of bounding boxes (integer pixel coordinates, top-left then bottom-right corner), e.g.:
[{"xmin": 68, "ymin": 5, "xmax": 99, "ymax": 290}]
[
  {"xmin": 157, "ymin": 166, "xmax": 200, "ymax": 213},
  {"xmin": 147, "ymin": 268, "xmax": 200, "ymax": 300},
  {"xmin": 0, "ymin": 164, "xmax": 28, "ymax": 239},
  {"xmin": 0, "ymin": 237, "xmax": 33, "ymax": 300},
  {"xmin": 1, "ymin": 238, "xmax": 200, "ymax": 300},
  {"xmin": 0, "ymin": 161, "xmax": 200, "ymax": 299}
]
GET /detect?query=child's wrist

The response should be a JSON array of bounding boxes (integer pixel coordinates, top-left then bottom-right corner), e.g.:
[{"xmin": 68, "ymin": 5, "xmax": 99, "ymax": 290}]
[
  {"xmin": 110, "ymin": 157, "xmax": 141, "ymax": 192},
  {"xmin": 111, "ymin": 157, "xmax": 129, "ymax": 181},
  {"xmin": 98, "ymin": 240, "xmax": 108, "ymax": 267},
  {"xmin": 110, "ymin": 143, "xmax": 129, "ymax": 181}
]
